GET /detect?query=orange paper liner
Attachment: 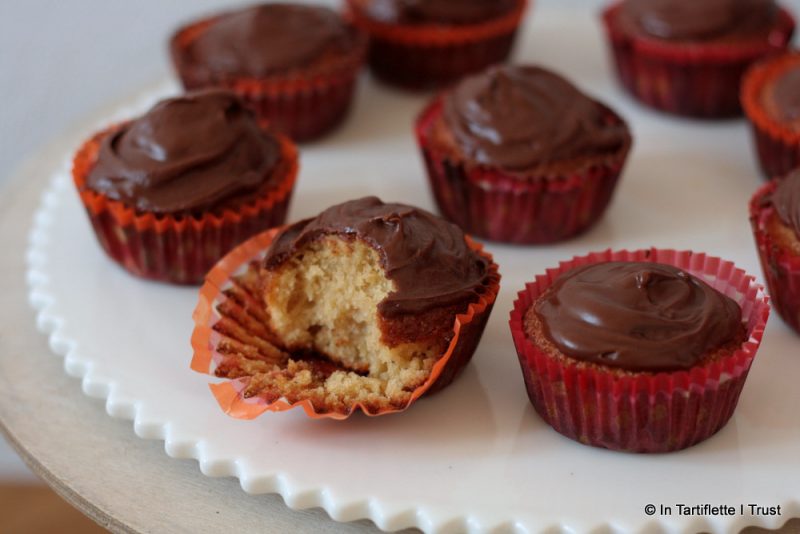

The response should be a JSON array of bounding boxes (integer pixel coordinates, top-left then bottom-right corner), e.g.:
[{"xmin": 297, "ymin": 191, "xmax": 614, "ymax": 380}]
[
  {"xmin": 750, "ymin": 180, "xmax": 800, "ymax": 334},
  {"xmin": 510, "ymin": 249, "xmax": 770, "ymax": 453},
  {"xmin": 415, "ymin": 97, "xmax": 631, "ymax": 244},
  {"xmin": 170, "ymin": 16, "xmax": 367, "ymax": 142},
  {"xmin": 191, "ymin": 229, "xmax": 501, "ymax": 420},
  {"xmin": 72, "ymin": 125, "xmax": 298, "ymax": 285},
  {"xmin": 602, "ymin": 3, "xmax": 795, "ymax": 118},
  {"xmin": 742, "ymin": 52, "xmax": 800, "ymax": 178},
  {"xmin": 345, "ymin": 0, "xmax": 528, "ymax": 90}
]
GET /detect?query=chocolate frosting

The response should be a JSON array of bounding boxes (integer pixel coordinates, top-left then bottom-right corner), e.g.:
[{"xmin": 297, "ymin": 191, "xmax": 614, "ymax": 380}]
[
  {"xmin": 363, "ymin": 0, "xmax": 517, "ymax": 25},
  {"xmin": 443, "ymin": 65, "xmax": 629, "ymax": 171},
  {"xmin": 264, "ymin": 197, "xmax": 490, "ymax": 316},
  {"xmin": 534, "ymin": 262, "xmax": 742, "ymax": 372},
  {"xmin": 85, "ymin": 90, "xmax": 280, "ymax": 214},
  {"xmin": 619, "ymin": 0, "xmax": 777, "ymax": 41},
  {"xmin": 188, "ymin": 4, "xmax": 356, "ymax": 76},
  {"xmin": 767, "ymin": 67, "xmax": 800, "ymax": 124},
  {"xmin": 772, "ymin": 169, "xmax": 800, "ymax": 237}
]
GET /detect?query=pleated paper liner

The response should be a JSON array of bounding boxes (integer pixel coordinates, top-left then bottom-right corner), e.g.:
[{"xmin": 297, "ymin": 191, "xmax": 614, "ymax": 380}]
[
  {"xmin": 602, "ymin": 3, "xmax": 795, "ymax": 118},
  {"xmin": 415, "ymin": 97, "xmax": 631, "ymax": 244},
  {"xmin": 191, "ymin": 228, "xmax": 501, "ymax": 420},
  {"xmin": 170, "ymin": 16, "xmax": 367, "ymax": 142},
  {"xmin": 509, "ymin": 249, "xmax": 770, "ymax": 453},
  {"xmin": 72, "ymin": 126, "xmax": 298, "ymax": 285},
  {"xmin": 750, "ymin": 180, "xmax": 800, "ymax": 334},
  {"xmin": 742, "ymin": 52, "xmax": 800, "ymax": 178},
  {"xmin": 345, "ymin": 0, "xmax": 528, "ymax": 90}
]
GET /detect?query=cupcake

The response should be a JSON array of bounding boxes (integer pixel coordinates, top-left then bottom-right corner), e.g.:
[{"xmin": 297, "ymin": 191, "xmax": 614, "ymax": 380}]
[
  {"xmin": 742, "ymin": 52, "xmax": 800, "ymax": 178},
  {"xmin": 602, "ymin": 0, "xmax": 795, "ymax": 118},
  {"xmin": 345, "ymin": 0, "xmax": 528, "ymax": 90},
  {"xmin": 510, "ymin": 249, "xmax": 770, "ymax": 453},
  {"xmin": 72, "ymin": 90, "xmax": 298, "ymax": 285},
  {"xmin": 191, "ymin": 197, "xmax": 500, "ymax": 419},
  {"xmin": 750, "ymin": 169, "xmax": 800, "ymax": 334},
  {"xmin": 415, "ymin": 64, "xmax": 632, "ymax": 244},
  {"xmin": 170, "ymin": 3, "xmax": 367, "ymax": 142}
]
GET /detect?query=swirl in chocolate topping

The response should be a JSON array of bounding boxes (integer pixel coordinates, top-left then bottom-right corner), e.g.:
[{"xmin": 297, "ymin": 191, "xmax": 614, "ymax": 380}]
[
  {"xmin": 772, "ymin": 169, "xmax": 800, "ymax": 238},
  {"xmin": 443, "ymin": 65, "xmax": 629, "ymax": 171},
  {"xmin": 619, "ymin": 0, "xmax": 777, "ymax": 41},
  {"xmin": 363, "ymin": 0, "xmax": 517, "ymax": 25},
  {"xmin": 766, "ymin": 67, "xmax": 800, "ymax": 125},
  {"xmin": 85, "ymin": 90, "xmax": 280, "ymax": 214},
  {"xmin": 533, "ymin": 262, "xmax": 742, "ymax": 372},
  {"xmin": 188, "ymin": 4, "xmax": 356, "ymax": 76},
  {"xmin": 264, "ymin": 197, "xmax": 490, "ymax": 316}
]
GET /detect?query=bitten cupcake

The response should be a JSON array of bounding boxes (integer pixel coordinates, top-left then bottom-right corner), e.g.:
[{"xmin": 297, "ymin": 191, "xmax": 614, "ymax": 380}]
[
  {"xmin": 415, "ymin": 64, "xmax": 632, "ymax": 244},
  {"xmin": 742, "ymin": 52, "xmax": 800, "ymax": 178},
  {"xmin": 510, "ymin": 249, "xmax": 770, "ymax": 453},
  {"xmin": 602, "ymin": 0, "xmax": 795, "ymax": 118},
  {"xmin": 191, "ymin": 197, "xmax": 500, "ymax": 419},
  {"xmin": 345, "ymin": 0, "xmax": 527, "ymax": 90},
  {"xmin": 750, "ymin": 169, "xmax": 800, "ymax": 334},
  {"xmin": 170, "ymin": 3, "xmax": 367, "ymax": 141},
  {"xmin": 72, "ymin": 90, "xmax": 298, "ymax": 285}
]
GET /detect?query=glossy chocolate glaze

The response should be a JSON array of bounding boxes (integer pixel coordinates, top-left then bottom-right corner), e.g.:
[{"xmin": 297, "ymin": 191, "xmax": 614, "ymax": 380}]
[
  {"xmin": 767, "ymin": 67, "xmax": 800, "ymax": 124},
  {"xmin": 533, "ymin": 262, "xmax": 742, "ymax": 372},
  {"xmin": 264, "ymin": 197, "xmax": 490, "ymax": 316},
  {"xmin": 362, "ymin": 0, "xmax": 517, "ymax": 25},
  {"xmin": 773, "ymin": 169, "xmax": 800, "ymax": 237},
  {"xmin": 619, "ymin": 0, "xmax": 777, "ymax": 41},
  {"xmin": 442, "ymin": 65, "xmax": 629, "ymax": 171},
  {"xmin": 187, "ymin": 3, "xmax": 356, "ymax": 76},
  {"xmin": 85, "ymin": 90, "xmax": 280, "ymax": 214}
]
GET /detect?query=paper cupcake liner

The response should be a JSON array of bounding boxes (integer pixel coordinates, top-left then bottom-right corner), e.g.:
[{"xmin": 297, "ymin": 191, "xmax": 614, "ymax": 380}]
[
  {"xmin": 509, "ymin": 249, "xmax": 770, "ymax": 453},
  {"xmin": 414, "ymin": 98, "xmax": 631, "ymax": 244},
  {"xmin": 345, "ymin": 0, "xmax": 527, "ymax": 90},
  {"xmin": 72, "ymin": 126, "xmax": 298, "ymax": 285},
  {"xmin": 750, "ymin": 181, "xmax": 800, "ymax": 334},
  {"xmin": 170, "ymin": 17, "xmax": 367, "ymax": 142},
  {"xmin": 742, "ymin": 52, "xmax": 800, "ymax": 178},
  {"xmin": 602, "ymin": 4, "xmax": 795, "ymax": 118},
  {"xmin": 191, "ymin": 229, "xmax": 501, "ymax": 420}
]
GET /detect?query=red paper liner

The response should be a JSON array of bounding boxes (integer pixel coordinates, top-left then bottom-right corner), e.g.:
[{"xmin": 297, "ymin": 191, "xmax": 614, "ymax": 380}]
[
  {"xmin": 191, "ymin": 229, "xmax": 501, "ymax": 420},
  {"xmin": 509, "ymin": 249, "xmax": 770, "ymax": 453},
  {"xmin": 345, "ymin": 0, "xmax": 528, "ymax": 90},
  {"xmin": 72, "ymin": 126, "xmax": 298, "ymax": 285},
  {"xmin": 742, "ymin": 52, "xmax": 800, "ymax": 178},
  {"xmin": 602, "ymin": 3, "xmax": 795, "ymax": 118},
  {"xmin": 414, "ymin": 98, "xmax": 631, "ymax": 244},
  {"xmin": 750, "ymin": 181, "xmax": 800, "ymax": 333},
  {"xmin": 170, "ymin": 16, "xmax": 367, "ymax": 142}
]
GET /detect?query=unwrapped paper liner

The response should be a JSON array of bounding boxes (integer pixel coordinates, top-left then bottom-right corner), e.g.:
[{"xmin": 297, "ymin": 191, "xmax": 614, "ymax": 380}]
[
  {"xmin": 750, "ymin": 181, "xmax": 800, "ymax": 333},
  {"xmin": 509, "ymin": 248, "xmax": 770, "ymax": 453},
  {"xmin": 415, "ymin": 98, "xmax": 631, "ymax": 244},
  {"xmin": 602, "ymin": 3, "xmax": 795, "ymax": 118},
  {"xmin": 72, "ymin": 127, "xmax": 298, "ymax": 285},
  {"xmin": 191, "ymin": 228, "xmax": 501, "ymax": 420}
]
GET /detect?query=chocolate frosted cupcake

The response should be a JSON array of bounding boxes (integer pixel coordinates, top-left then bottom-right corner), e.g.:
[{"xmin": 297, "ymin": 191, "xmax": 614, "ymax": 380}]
[
  {"xmin": 170, "ymin": 3, "xmax": 366, "ymax": 141},
  {"xmin": 72, "ymin": 90, "xmax": 298, "ymax": 284},
  {"xmin": 742, "ymin": 53, "xmax": 800, "ymax": 178},
  {"xmin": 602, "ymin": 0, "xmax": 794, "ymax": 117},
  {"xmin": 510, "ymin": 249, "xmax": 770, "ymax": 453},
  {"xmin": 750, "ymin": 169, "xmax": 800, "ymax": 334},
  {"xmin": 346, "ymin": 0, "xmax": 527, "ymax": 89},
  {"xmin": 416, "ymin": 64, "xmax": 632, "ymax": 244},
  {"xmin": 191, "ymin": 197, "xmax": 500, "ymax": 419}
]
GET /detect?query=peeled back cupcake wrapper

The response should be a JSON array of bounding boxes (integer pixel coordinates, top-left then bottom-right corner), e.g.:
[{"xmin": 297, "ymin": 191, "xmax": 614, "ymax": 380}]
[
  {"xmin": 742, "ymin": 52, "xmax": 800, "ymax": 178},
  {"xmin": 72, "ymin": 126, "xmax": 298, "ymax": 285},
  {"xmin": 345, "ymin": 0, "xmax": 527, "ymax": 90},
  {"xmin": 191, "ymin": 227, "xmax": 501, "ymax": 420},
  {"xmin": 602, "ymin": 3, "xmax": 795, "ymax": 118},
  {"xmin": 750, "ymin": 181, "xmax": 800, "ymax": 334},
  {"xmin": 415, "ymin": 98, "xmax": 630, "ymax": 244},
  {"xmin": 170, "ymin": 17, "xmax": 367, "ymax": 142},
  {"xmin": 509, "ymin": 249, "xmax": 770, "ymax": 453}
]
